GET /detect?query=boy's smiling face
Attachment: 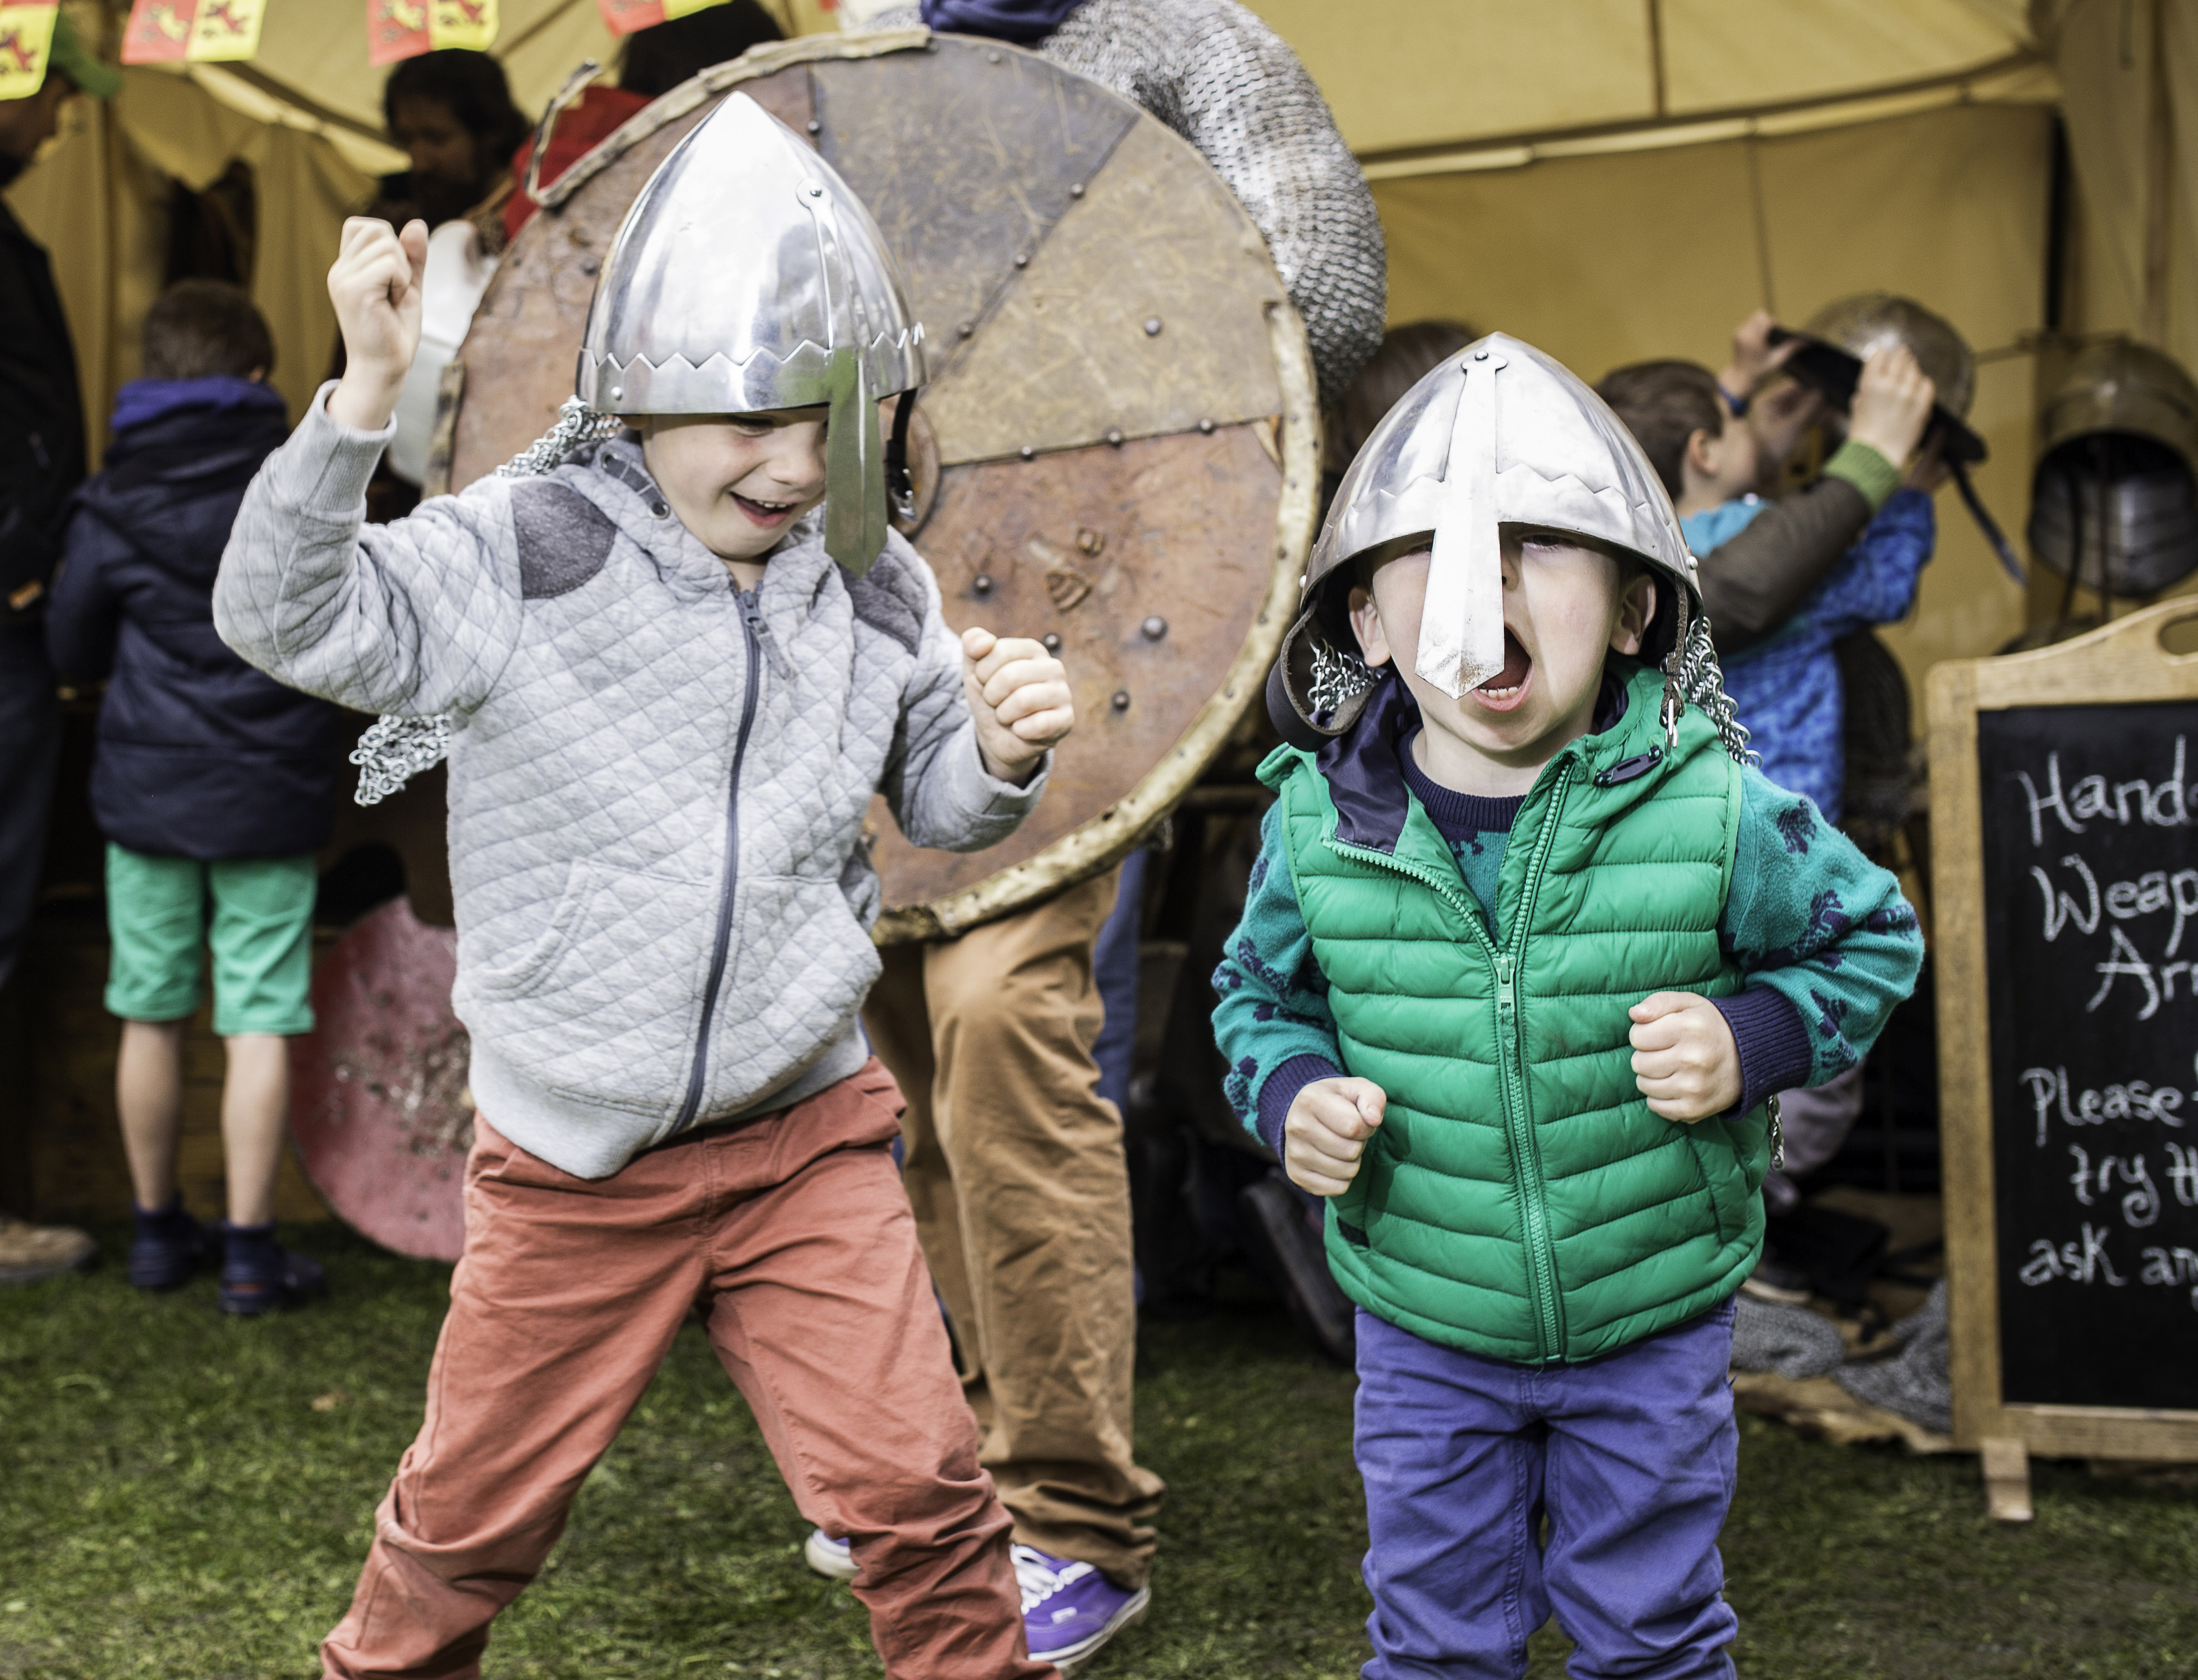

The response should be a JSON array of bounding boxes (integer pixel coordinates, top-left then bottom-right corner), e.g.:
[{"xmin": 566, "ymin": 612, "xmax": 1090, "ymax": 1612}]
[
  {"xmin": 642, "ymin": 408, "xmax": 829, "ymax": 567},
  {"xmin": 1348, "ymin": 528, "xmax": 1658, "ymax": 794}
]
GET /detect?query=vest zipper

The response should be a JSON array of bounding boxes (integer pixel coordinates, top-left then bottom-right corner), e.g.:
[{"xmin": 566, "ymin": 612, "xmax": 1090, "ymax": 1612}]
[
  {"xmin": 674, "ymin": 586, "xmax": 765, "ymax": 1132},
  {"xmin": 1322, "ymin": 756, "xmax": 1577, "ymax": 1362},
  {"xmin": 1494, "ymin": 761, "xmax": 1574, "ymax": 1363}
]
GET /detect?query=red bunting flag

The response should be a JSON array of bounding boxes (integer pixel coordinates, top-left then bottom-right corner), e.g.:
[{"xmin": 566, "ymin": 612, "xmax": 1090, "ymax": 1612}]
[
  {"xmin": 595, "ymin": 0, "xmax": 742, "ymax": 38},
  {"xmin": 368, "ymin": 0, "xmax": 497, "ymax": 67},
  {"xmin": 122, "ymin": 0, "xmax": 267, "ymax": 66}
]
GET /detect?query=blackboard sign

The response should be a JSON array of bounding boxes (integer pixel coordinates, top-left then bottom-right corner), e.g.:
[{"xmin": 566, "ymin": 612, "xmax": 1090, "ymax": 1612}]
[
  {"xmin": 1976, "ymin": 703, "xmax": 2198, "ymax": 1411},
  {"xmin": 1930, "ymin": 600, "xmax": 2198, "ymax": 1467}
]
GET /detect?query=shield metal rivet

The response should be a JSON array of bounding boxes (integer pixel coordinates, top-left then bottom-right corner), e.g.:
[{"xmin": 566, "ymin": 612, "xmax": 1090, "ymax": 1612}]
[
  {"xmin": 1143, "ymin": 317, "xmax": 1163, "ymax": 336},
  {"xmin": 973, "ymin": 573, "xmax": 995, "ymax": 596},
  {"xmin": 1142, "ymin": 616, "xmax": 1167, "ymax": 641},
  {"xmin": 1013, "ymin": 252, "xmax": 1029, "ymax": 268},
  {"xmin": 1111, "ymin": 690, "xmax": 1132, "ymax": 712},
  {"xmin": 987, "ymin": 49, "xmax": 1002, "ymax": 62},
  {"xmin": 1020, "ymin": 444, "xmax": 1036, "ymax": 460},
  {"xmin": 806, "ymin": 119, "xmax": 821, "ymax": 134},
  {"xmin": 579, "ymin": 256, "xmax": 599, "ymax": 274},
  {"xmin": 1198, "ymin": 418, "xmax": 1215, "ymax": 433},
  {"xmin": 610, "ymin": 386, "xmax": 623, "ymax": 400},
  {"xmin": 1043, "ymin": 633, "xmax": 1062, "ymax": 653},
  {"xmin": 958, "ymin": 321, "xmax": 974, "ymax": 338},
  {"xmin": 1070, "ymin": 182, "xmax": 1085, "ymax": 198},
  {"xmin": 1106, "ymin": 429, "xmax": 1124, "ymax": 447}
]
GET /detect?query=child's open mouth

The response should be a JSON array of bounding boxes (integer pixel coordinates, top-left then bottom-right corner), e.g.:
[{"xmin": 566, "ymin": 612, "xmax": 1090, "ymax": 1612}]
[
  {"xmin": 731, "ymin": 490, "xmax": 799, "ymax": 526},
  {"xmin": 1470, "ymin": 630, "xmax": 1533, "ymax": 712}
]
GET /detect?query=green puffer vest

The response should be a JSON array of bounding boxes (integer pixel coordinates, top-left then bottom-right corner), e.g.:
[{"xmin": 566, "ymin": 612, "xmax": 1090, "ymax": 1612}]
[{"xmin": 1263, "ymin": 663, "xmax": 1769, "ymax": 1366}]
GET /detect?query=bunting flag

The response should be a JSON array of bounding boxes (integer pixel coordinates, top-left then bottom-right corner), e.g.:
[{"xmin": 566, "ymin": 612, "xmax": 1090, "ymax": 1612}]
[
  {"xmin": 0, "ymin": 1, "xmax": 58, "ymax": 101},
  {"xmin": 368, "ymin": 0, "xmax": 497, "ymax": 66},
  {"xmin": 122, "ymin": 0, "xmax": 267, "ymax": 66},
  {"xmin": 596, "ymin": 0, "xmax": 738, "ymax": 38}
]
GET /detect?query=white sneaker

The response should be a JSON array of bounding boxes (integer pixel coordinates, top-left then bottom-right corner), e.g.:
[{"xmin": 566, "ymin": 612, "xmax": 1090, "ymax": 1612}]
[{"xmin": 804, "ymin": 1528, "xmax": 859, "ymax": 1581}]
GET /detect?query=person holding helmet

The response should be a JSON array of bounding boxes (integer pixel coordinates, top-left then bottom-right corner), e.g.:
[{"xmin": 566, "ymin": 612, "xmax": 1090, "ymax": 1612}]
[
  {"xmin": 1213, "ymin": 334, "xmax": 1923, "ymax": 1677},
  {"xmin": 215, "ymin": 92, "xmax": 1071, "ymax": 1679}
]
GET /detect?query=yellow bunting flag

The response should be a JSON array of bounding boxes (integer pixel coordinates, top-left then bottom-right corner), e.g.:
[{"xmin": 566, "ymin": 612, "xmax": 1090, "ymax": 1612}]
[
  {"xmin": 429, "ymin": 0, "xmax": 495, "ymax": 52},
  {"xmin": 0, "ymin": 1, "xmax": 58, "ymax": 101},
  {"xmin": 123, "ymin": 0, "xmax": 266, "ymax": 66}
]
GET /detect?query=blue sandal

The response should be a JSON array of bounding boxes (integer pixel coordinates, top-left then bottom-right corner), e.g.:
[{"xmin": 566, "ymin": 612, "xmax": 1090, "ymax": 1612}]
[{"xmin": 217, "ymin": 1225, "xmax": 328, "ymax": 1316}]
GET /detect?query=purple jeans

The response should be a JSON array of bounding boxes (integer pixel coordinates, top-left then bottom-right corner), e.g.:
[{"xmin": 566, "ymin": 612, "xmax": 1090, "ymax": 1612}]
[{"xmin": 1353, "ymin": 1300, "xmax": 1740, "ymax": 1680}]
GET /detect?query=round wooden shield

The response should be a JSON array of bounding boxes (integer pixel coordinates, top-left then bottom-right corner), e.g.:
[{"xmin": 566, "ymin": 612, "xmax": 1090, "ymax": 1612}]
[
  {"xmin": 288, "ymin": 897, "xmax": 471, "ymax": 1262},
  {"xmin": 428, "ymin": 28, "xmax": 1317, "ymax": 942}
]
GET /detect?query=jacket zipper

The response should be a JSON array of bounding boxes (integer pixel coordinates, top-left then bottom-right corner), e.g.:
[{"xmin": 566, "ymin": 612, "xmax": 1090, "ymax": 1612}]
[
  {"xmin": 674, "ymin": 586, "xmax": 766, "ymax": 1131},
  {"xmin": 1326, "ymin": 758, "xmax": 1575, "ymax": 1362}
]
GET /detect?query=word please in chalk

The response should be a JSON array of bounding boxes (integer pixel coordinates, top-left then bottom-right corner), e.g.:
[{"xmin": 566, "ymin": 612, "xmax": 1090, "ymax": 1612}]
[
  {"xmin": 2019, "ymin": 1065, "xmax": 2189, "ymax": 1146},
  {"xmin": 2019, "ymin": 739, "xmax": 2193, "ymax": 845}
]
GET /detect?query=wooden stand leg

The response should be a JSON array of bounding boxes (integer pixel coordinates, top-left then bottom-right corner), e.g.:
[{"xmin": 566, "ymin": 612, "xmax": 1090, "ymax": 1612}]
[{"xmin": 1982, "ymin": 1436, "xmax": 2033, "ymax": 1522}]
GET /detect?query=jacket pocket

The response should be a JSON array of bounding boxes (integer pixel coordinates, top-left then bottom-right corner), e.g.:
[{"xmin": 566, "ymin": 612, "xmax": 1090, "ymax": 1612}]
[
  {"xmin": 467, "ymin": 859, "xmax": 601, "ymax": 1000},
  {"xmin": 1684, "ymin": 1122, "xmax": 1751, "ymax": 1249},
  {"xmin": 457, "ymin": 861, "xmax": 717, "ymax": 1115}
]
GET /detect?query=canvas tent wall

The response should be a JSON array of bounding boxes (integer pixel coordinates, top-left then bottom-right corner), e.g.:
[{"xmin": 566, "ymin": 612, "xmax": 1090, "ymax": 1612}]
[{"xmin": 4, "ymin": 0, "xmax": 2189, "ymax": 691}]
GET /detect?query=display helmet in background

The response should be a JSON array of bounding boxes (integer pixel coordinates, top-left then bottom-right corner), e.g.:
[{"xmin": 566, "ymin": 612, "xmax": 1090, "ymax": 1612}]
[
  {"xmin": 2028, "ymin": 338, "xmax": 2198, "ymax": 598},
  {"xmin": 575, "ymin": 91, "xmax": 927, "ymax": 576},
  {"xmin": 1805, "ymin": 292, "xmax": 1976, "ymax": 421},
  {"xmin": 1272, "ymin": 332, "xmax": 1750, "ymax": 762}
]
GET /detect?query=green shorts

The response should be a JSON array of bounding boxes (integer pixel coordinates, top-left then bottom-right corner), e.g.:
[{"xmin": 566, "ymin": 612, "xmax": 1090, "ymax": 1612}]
[{"xmin": 104, "ymin": 845, "xmax": 317, "ymax": 1037}]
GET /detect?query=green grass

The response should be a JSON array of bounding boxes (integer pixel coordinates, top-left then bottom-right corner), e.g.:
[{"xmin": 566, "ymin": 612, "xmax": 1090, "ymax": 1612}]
[{"xmin": 1, "ymin": 1226, "xmax": 2195, "ymax": 1678}]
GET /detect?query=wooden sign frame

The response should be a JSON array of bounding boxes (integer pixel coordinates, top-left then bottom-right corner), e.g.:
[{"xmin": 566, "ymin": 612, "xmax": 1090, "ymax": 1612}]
[{"xmin": 1928, "ymin": 597, "xmax": 2198, "ymax": 1468}]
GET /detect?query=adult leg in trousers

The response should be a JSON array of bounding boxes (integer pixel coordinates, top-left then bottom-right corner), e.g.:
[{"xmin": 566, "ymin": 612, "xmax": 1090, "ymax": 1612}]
[{"xmin": 867, "ymin": 867, "xmax": 1166, "ymax": 1588}]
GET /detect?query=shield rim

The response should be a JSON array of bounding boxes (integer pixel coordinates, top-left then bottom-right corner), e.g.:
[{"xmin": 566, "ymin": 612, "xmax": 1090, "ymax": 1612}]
[{"xmin": 453, "ymin": 28, "xmax": 1319, "ymax": 945}]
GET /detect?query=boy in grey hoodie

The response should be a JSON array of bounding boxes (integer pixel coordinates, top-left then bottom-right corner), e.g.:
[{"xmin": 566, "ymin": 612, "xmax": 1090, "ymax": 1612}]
[{"xmin": 215, "ymin": 96, "xmax": 1071, "ymax": 1680}]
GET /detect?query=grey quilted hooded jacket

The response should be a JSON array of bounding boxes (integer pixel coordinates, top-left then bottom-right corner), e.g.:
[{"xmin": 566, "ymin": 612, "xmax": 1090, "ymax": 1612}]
[{"xmin": 215, "ymin": 389, "xmax": 1047, "ymax": 1178}]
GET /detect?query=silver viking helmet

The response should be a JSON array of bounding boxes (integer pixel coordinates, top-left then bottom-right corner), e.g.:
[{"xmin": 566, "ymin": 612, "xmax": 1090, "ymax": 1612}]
[
  {"xmin": 1274, "ymin": 332, "xmax": 1749, "ymax": 761},
  {"xmin": 575, "ymin": 91, "xmax": 927, "ymax": 576}
]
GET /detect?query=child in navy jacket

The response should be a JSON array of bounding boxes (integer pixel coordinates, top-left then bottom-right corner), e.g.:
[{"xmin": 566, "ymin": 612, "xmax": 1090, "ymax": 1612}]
[{"xmin": 46, "ymin": 280, "xmax": 343, "ymax": 1315}]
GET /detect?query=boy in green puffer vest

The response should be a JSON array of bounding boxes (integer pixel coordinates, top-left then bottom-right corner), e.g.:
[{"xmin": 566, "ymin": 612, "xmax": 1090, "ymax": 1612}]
[{"xmin": 1214, "ymin": 334, "xmax": 1922, "ymax": 1679}]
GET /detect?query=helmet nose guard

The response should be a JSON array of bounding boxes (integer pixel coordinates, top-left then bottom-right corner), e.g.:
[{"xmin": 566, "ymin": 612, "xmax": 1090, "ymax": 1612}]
[
  {"xmin": 1277, "ymin": 333, "xmax": 1720, "ymax": 748},
  {"xmin": 575, "ymin": 91, "xmax": 927, "ymax": 577}
]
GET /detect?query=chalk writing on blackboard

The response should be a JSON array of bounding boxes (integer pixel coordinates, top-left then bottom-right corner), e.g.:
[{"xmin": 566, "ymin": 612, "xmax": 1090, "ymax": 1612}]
[{"xmin": 1979, "ymin": 705, "xmax": 2198, "ymax": 1410}]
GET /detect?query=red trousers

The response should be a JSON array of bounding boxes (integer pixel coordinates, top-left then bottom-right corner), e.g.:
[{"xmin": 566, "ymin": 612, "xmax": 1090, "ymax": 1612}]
[{"xmin": 320, "ymin": 1059, "xmax": 1051, "ymax": 1680}]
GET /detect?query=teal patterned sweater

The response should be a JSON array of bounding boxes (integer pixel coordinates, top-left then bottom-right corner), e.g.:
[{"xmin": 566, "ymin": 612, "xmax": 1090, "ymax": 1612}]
[{"xmin": 1213, "ymin": 701, "xmax": 1924, "ymax": 1159}]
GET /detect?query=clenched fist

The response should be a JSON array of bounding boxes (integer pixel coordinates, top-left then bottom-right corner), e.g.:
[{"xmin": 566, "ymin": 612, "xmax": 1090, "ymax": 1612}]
[
  {"xmin": 327, "ymin": 215, "xmax": 428, "ymax": 432},
  {"xmin": 1282, "ymin": 1075, "xmax": 1387, "ymax": 1197},
  {"xmin": 961, "ymin": 626, "xmax": 1074, "ymax": 784},
  {"xmin": 1628, "ymin": 991, "xmax": 1742, "ymax": 1122}
]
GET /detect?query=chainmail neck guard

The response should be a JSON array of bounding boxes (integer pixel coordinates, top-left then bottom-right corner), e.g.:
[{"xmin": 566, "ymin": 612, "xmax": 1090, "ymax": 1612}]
[{"xmin": 349, "ymin": 401, "xmax": 626, "ymax": 808}]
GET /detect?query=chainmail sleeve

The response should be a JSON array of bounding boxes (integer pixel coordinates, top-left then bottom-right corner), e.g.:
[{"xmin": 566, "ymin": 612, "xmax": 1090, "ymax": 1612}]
[{"xmin": 867, "ymin": 0, "xmax": 1388, "ymax": 404}]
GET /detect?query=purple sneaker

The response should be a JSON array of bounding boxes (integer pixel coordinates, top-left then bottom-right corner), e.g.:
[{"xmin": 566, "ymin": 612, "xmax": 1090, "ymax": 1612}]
[{"xmin": 1013, "ymin": 1544, "xmax": 1148, "ymax": 1674}]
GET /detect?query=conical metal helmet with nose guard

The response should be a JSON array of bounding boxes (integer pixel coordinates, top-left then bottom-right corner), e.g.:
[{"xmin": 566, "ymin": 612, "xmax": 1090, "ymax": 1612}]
[
  {"xmin": 575, "ymin": 90, "xmax": 927, "ymax": 576},
  {"xmin": 1273, "ymin": 332, "xmax": 1745, "ymax": 759}
]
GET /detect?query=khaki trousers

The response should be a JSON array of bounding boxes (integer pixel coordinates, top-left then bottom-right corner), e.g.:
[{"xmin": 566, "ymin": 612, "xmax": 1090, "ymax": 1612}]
[
  {"xmin": 320, "ymin": 1062, "xmax": 1048, "ymax": 1680},
  {"xmin": 864, "ymin": 870, "xmax": 1166, "ymax": 1587}
]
